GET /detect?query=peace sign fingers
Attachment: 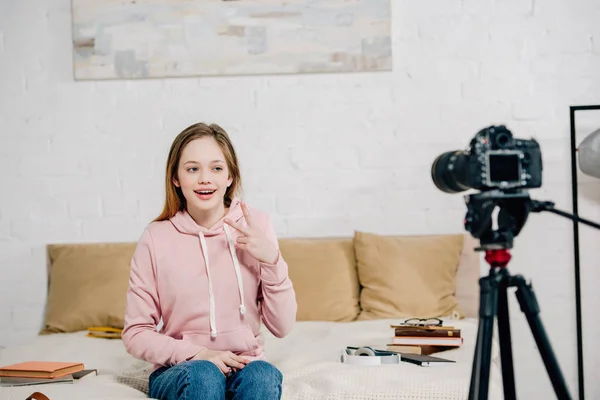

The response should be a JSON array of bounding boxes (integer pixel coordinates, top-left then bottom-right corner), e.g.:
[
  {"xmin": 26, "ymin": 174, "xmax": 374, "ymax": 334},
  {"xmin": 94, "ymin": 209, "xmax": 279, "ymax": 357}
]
[
  {"xmin": 224, "ymin": 201, "xmax": 279, "ymax": 264},
  {"xmin": 224, "ymin": 217, "xmax": 250, "ymax": 235},
  {"xmin": 241, "ymin": 202, "xmax": 254, "ymax": 228}
]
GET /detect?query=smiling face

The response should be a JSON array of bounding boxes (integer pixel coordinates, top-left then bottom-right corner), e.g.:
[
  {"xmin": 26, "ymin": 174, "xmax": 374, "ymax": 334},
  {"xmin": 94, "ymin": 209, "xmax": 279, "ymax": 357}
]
[{"xmin": 173, "ymin": 136, "xmax": 233, "ymax": 221}]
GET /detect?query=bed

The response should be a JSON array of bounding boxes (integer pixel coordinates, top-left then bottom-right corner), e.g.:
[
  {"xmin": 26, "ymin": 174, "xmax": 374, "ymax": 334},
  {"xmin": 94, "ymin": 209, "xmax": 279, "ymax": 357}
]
[
  {"xmin": 0, "ymin": 318, "xmax": 502, "ymax": 400},
  {"xmin": 0, "ymin": 231, "xmax": 504, "ymax": 399}
]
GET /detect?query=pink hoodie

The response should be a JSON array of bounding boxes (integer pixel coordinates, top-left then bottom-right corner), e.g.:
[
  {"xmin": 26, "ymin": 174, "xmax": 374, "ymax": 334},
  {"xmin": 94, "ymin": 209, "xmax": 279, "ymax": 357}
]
[{"xmin": 121, "ymin": 198, "xmax": 297, "ymax": 370}]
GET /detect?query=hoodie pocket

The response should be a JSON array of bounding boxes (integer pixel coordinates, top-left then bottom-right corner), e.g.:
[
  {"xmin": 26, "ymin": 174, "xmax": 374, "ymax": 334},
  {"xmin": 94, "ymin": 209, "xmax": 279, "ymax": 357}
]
[{"xmin": 181, "ymin": 325, "xmax": 259, "ymax": 354}]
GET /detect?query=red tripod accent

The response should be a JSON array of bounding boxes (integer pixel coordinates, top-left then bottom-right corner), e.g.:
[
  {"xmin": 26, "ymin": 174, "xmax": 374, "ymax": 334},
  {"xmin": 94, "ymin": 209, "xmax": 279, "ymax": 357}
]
[{"xmin": 484, "ymin": 249, "xmax": 512, "ymax": 268}]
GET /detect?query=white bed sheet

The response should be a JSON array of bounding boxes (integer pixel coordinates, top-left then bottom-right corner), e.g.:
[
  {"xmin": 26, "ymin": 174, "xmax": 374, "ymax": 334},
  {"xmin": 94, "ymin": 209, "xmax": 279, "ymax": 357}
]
[{"xmin": 0, "ymin": 318, "xmax": 503, "ymax": 400}]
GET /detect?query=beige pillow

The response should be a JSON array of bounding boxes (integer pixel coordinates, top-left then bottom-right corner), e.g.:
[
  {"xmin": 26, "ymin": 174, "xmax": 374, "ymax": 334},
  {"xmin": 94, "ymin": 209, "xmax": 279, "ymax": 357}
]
[
  {"xmin": 279, "ymin": 238, "xmax": 360, "ymax": 322},
  {"xmin": 354, "ymin": 231, "xmax": 465, "ymax": 321},
  {"xmin": 41, "ymin": 243, "xmax": 135, "ymax": 334},
  {"xmin": 455, "ymin": 234, "xmax": 482, "ymax": 318}
]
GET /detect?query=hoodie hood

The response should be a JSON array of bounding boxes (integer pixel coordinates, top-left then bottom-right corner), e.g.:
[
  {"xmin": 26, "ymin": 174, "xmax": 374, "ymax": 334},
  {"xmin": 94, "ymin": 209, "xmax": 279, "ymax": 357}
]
[
  {"xmin": 168, "ymin": 196, "xmax": 247, "ymax": 338},
  {"xmin": 169, "ymin": 197, "xmax": 244, "ymax": 237}
]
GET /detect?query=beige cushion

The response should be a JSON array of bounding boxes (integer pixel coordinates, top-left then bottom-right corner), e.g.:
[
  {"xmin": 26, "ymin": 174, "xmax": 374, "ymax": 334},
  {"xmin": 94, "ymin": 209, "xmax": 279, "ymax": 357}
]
[
  {"xmin": 354, "ymin": 231, "xmax": 466, "ymax": 321},
  {"xmin": 41, "ymin": 243, "xmax": 135, "ymax": 334},
  {"xmin": 279, "ymin": 238, "xmax": 360, "ymax": 322},
  {"xmin": 40, "ymin": 232, "xmax": 478, "ymax": 331},
  {"xmin": 455, "ymin": 234, "xmax": 482, "ymax": 318}
]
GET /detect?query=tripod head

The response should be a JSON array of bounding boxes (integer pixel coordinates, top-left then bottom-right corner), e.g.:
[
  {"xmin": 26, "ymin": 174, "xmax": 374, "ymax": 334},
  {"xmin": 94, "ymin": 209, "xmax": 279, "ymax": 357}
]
[
  {"xmin": 463, "ymin": 189, "xmax": 534, "ymax": 252},
  {"xmin": 463, "ymin": 188, "xmax": 600, "ymax": 267}
]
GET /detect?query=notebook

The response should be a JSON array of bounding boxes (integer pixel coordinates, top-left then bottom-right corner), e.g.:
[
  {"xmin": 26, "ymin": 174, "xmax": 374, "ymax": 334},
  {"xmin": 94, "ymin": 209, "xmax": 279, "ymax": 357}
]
[
  {"xmin": 0, "ymin": 375, "xmax": 74, "ymax": 387},
  {"xmin": 400, "ymin": 353, "xmax": 456, "ymax": 367},
  {"xmin": 0, "ymin": 369, "xmax": 97, "ymax": 387},
  {"xmin": 0, "ymin": 361, "xmax": 84, "ymax": 379}
]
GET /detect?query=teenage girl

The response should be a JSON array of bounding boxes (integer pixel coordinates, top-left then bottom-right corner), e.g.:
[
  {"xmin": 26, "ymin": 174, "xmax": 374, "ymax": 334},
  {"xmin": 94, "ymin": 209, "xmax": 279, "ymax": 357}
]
[{"xmin": 122, "ymin": 122, "xmax": 297, "ymax": 400}]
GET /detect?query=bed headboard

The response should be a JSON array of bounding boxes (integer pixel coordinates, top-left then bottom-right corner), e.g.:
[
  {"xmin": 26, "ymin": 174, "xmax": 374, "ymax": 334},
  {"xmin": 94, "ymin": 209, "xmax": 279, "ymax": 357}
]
[{"xmin": 41, "ymin": 232, "xmax": 481, "ymax": 334}]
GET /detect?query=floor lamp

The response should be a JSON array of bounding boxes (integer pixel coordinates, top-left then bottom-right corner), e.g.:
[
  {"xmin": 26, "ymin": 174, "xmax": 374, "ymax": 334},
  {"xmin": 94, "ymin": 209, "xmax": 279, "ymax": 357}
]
[{"xmin": 569, "ymin": 104, "xmax": 600, "ymax": 400}]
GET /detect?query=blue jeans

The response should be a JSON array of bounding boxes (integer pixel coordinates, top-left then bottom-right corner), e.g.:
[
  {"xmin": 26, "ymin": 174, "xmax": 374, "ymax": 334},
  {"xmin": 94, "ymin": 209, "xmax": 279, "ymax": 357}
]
[{"xmin": 148, "ymin": 360, "xmax": 283, "ymax": 400}]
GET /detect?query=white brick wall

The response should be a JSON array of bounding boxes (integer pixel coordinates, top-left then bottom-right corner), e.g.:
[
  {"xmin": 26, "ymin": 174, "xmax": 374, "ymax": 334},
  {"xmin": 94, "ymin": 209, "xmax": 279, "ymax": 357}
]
[{"xmin": 1, "ymin": 0, "xmax": 600, "ymax": 397}]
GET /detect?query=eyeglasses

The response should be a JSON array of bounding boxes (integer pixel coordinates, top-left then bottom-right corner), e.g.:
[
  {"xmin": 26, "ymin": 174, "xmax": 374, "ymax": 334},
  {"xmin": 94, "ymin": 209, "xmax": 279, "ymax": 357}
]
[{"xmin": 401, "ymin": 317, "xmax": 443, "ymax": 327}]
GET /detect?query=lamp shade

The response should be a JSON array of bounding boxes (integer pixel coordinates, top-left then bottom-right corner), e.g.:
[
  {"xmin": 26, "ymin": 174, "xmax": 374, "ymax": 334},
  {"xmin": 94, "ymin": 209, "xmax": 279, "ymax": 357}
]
[{"xmin": 578, "ymin": 127, "xmax": 600, "ymax": 179}]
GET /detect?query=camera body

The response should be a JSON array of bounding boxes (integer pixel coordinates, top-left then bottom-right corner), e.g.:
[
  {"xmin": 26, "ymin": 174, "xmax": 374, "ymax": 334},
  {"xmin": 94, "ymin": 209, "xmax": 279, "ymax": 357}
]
[
  {"xmin": 466, "ymin": 125, "xmax": 543, "ymax": 191},
  {"xmin": 432, "ymin": 125, "xmax": 543, "ymax": 194}
]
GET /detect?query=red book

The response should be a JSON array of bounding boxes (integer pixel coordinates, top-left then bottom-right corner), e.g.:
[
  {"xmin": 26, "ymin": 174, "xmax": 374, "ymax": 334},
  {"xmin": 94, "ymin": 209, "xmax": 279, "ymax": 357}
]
[{"xmin": 0, "ymin": 361, "xmax": 84, "ymax": 379}]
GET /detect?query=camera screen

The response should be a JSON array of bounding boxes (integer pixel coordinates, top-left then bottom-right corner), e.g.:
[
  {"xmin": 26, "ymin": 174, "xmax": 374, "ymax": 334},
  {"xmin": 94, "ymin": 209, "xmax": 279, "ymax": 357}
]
[{"xmin": 489, "ymin": 153, "xmax": 520, "ymax": 184}]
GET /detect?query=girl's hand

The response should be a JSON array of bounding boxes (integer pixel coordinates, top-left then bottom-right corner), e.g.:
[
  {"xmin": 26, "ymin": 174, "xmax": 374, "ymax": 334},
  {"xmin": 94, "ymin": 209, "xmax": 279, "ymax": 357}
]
[
  {"xmin": 191, "ymin": 348, "xmax": 250, "ymax": 375},
  {"xmin": 225, "ymin": 202, "xmax": 279, "ymax": 264}
]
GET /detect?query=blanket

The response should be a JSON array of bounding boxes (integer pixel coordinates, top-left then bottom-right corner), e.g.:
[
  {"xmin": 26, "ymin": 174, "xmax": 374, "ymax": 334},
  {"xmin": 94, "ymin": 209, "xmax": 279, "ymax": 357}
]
[{"xmin": 0, "ymin": 318, "xmax": 503, "ymax": 399}]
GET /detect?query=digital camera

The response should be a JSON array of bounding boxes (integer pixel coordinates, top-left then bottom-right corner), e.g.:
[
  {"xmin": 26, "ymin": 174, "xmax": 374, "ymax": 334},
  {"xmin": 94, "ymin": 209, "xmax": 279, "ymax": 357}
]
[{"xmin": 431, "ymin": 125, "xmax": 543, "ymax": 194}]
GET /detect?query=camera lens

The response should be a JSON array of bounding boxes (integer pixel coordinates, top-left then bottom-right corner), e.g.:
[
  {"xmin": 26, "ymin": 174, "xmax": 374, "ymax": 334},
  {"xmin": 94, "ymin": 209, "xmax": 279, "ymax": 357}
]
[{"xmin": 431, "ymin": 151, "xmax": 471, "ymax": 194}]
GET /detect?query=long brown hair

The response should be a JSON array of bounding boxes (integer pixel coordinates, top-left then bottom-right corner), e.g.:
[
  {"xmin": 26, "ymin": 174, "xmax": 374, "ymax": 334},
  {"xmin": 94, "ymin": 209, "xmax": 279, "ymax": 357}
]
[{"xmin": 154, "ymin": 123, "xmax": 242, "ymax": 222}]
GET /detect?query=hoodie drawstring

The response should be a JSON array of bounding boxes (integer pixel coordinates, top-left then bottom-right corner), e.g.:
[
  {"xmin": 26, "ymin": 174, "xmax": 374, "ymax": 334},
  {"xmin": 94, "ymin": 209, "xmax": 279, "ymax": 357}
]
[
  {"xmin": 224, "ymin": 225, "xmax": 247, "ymax": 315},
  {"xmin": 198, "ymin": 226, "xmax": 247, "ymax": 339},
  {"xmin": 198, "ymin": 232, "xmax": 218, "ymax": 338}
]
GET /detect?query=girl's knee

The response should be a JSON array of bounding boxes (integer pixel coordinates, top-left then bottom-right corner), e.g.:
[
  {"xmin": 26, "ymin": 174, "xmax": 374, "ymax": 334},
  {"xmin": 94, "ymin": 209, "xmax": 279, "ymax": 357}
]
[
  {"xmin": 232, "ymin": 360, "xmax": 282, "ymax": 399},
  {"xmin": 244, "ymin": 360, "xmax": 283, "ymax": 383}
]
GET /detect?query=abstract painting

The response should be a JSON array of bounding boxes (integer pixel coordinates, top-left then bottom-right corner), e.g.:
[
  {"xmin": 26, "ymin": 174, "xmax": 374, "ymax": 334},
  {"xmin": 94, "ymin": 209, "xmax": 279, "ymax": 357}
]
[{"xmin": 71, "ymin": 0, "xmax": 392, "ymax": 80}]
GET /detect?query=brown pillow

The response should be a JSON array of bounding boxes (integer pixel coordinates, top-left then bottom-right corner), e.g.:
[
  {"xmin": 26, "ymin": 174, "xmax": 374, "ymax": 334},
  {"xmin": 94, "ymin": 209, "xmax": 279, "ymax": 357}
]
[
  {"xmin": 279, "ymin": 238, "xmax": 360, "ymax": 322},
  {"xmin": 354, "ymin": 231, "xmax": 465, "ymax": 320},
  {"xmin": 41, "ymin": 243, "xmax": 135, "ymax": 334}
]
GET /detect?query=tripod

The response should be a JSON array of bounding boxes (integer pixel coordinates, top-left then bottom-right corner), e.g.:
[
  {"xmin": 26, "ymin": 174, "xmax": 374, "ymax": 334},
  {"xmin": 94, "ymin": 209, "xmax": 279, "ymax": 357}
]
[
  {"xmin": 468, "ymin": 249, "xmax": 571, "ymax": 400},
  {"xmin": 463, "ymin": 190, "xmax": 600, "ymax": 400}
]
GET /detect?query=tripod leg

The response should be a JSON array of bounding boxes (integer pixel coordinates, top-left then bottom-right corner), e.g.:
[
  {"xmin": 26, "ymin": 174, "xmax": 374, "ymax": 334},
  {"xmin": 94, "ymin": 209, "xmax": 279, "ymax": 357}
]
[
  {"xmin": 513, "ymin": 275, "xmax": 572, "ymax": 400},
  {"xmin": 496, "ymin": 271, "xmax": 516, "ymax": 400},
  {"xmin": 469, "ymin": 272, "xmax": 499, "ymax": 400},
  {"xmin": 469, "ymin": 309, "xmax": 486, "ymax": 399}
]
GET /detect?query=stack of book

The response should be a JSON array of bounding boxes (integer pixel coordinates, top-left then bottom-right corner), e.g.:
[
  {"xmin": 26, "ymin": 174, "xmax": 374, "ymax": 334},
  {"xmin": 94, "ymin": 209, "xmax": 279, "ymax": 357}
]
[
  {"xmin": 386, "ymin": 323, "xmax": 463, "ymax": 355},
  {"xmin": 0, "ymin": 361, "xmax": 97, "ymax": 387}
]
